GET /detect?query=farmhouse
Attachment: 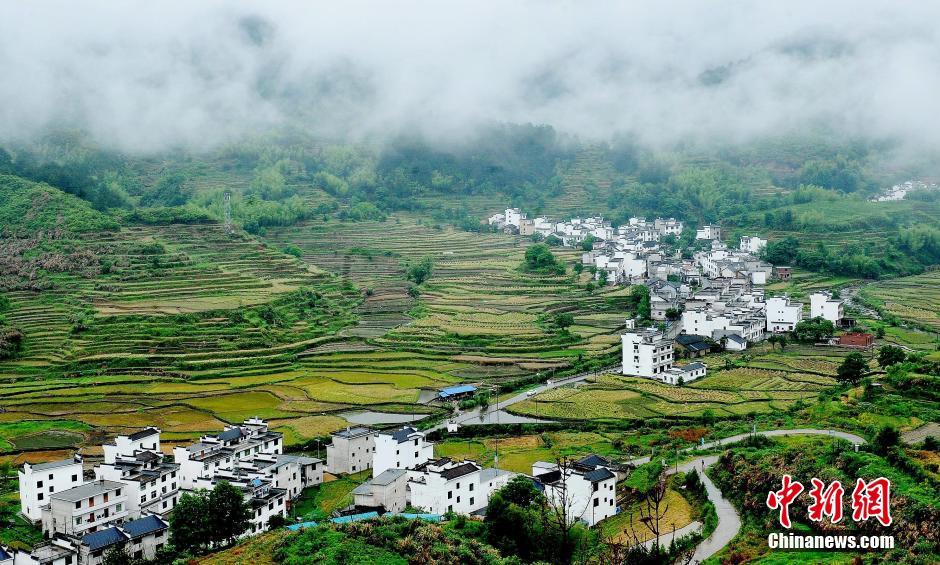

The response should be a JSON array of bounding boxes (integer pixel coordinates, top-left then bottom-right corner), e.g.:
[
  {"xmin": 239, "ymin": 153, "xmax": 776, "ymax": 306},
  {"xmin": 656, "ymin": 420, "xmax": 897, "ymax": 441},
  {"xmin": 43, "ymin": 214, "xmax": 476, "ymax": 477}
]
[
  {"xmin": 95, "ymin": 430, "xmax": 180, "ymax": 518},
  {"xmin": 810, "ymin": 292, "xmax": 845, "ymax": 324},
  {"xmin": 839, "ymin": 332, "xmax": 875, "ymax": 348},
  {"xmin": 532, "ymin": 458, "xmax": 617, "ymax": 527},
  {"xmin": 173, "ymin": 418, "xmax": 283, "ymax": 490},
  {"xmin": 438, "ymin": 384, "xmax": 477, "ymax": 401},
  {"xmin": 663, "ymin": 362, "xmax": 707, "ymax": 385},
  {"xmin": 373, "ymin": 426, "xmax": 434, "ymax": 477},
  {"xmin": 407, "ymin": 459, "xmax": 486, "ymax": 515},
  {"xmin": 19, "ymin": 456, "xmax": 85, "ymax": 522},
  {"xmin": 326, "ymin": 426, "xmax": 377, "ymax": 475},
  {"xmin": 766, "ymin": 296, "xmax": 803, "ymax": 332},
  {"xmin": 41, "ymin": 479, "xmax": 129, "ymax": 536},
  {"xmin": 352, "ymin": 468, "xmax": 409, "ymax": 513},
  {"xmin": 695, "ymin": 225, "xmax": 722, "ymax": 240}
]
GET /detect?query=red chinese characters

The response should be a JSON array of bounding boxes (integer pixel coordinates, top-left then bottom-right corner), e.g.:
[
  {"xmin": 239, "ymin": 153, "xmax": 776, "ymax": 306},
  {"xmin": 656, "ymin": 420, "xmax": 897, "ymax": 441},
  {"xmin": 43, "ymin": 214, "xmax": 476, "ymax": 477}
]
[
  {"xmin": 807, "ymin": 478, "xmax": 844, "ymax": 523},
  {"xmin": 766, "ymin": 474, "xmax": 804, "ymax": 528},
  {"xmin": 851, "ymin": 477, "xmax": 893, "ymax": 527}
]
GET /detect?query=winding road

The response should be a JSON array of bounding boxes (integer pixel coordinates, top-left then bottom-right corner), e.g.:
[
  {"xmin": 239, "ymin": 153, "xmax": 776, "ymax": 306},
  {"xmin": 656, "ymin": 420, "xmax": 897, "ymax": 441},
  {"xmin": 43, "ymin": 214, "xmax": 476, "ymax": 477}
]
[{"xmin": 635, "ymin": 428, "xmax": 867, "ymax": 564}]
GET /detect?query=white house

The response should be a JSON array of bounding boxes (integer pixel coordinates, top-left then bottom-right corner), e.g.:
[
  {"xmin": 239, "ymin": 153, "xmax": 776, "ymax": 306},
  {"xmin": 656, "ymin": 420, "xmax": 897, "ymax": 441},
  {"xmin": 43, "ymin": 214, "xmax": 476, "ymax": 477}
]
[
  {"xmin": 407, "ymin": 459, "xmax": 484, "ymax": 515},
  {"xmin": 695, "ymin": 225, "xmax": 722, "ymax": 241},
  {"xmin": 532, "ymin": 458, "xmax": 617, "ymax": 527},
  {"xmin": 739, "ymin": 236, "xmax": 767, "ymax": 254},
  {"xmin": 809, "ymin": 292, "xmax": 844, "ymax": 324},
  {"xmin": 191, "ymin": 474, "xmax": 287, "ymax": 538},
  {"xmin": 352, "ymin": 468, "xmax": 409, "ymax": 513},
  {"xmin": 622, "ymin": 329, "xmax": 674, "ymax": 379},
  {"xmin": 326, "ymin": 427, "xmax": 376, "ymax": 475},
  {"xmin": 373, "ymin": 426, "xmax": 434, "ymax": 478},
  {"xmin": 19, "ymin": 456, "xmax": 84, "ymax": 522},
  {"xmin": 504, "ymin": 208, "xmax": 525, "ymax": 227},
  {"xmin": 41, "ymin": 480, "xmax": 129, "ymax": 536},
  {"xmin": 766, "ymin": 296, "xmax": 804, "ymax": 332},
  {"xmin": 95, "ymin": 429, "xmax": 180, "ymax": 518},
  {"xmin": 239, "ymin": 453, "xmax": 323, "ymax": 500},
  {"xmin": 663, "ymin": 362, "xmax": 707, "ymax": 385}
]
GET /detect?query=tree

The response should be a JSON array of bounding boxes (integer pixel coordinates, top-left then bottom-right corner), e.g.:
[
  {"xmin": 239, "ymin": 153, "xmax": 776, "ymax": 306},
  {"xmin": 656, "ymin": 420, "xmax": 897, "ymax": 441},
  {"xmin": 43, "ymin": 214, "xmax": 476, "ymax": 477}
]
[
  {"xmin": 581, "ymin": 235, "xmax": 597, "ymax": 251},
  {"xmin": 486, "ymin": 476, "xmax": 545, "ymax": 562},
  {"xmin": 553, "ymin": 313, "xmax": 575, "ymax": 332},
  {"xmin": 793, "ymin": 317, "xmax": 836, "ymax": 342},
  {"xmin": 633, "ymin": 285, "xmax": 651, "ymax": 320},
  {"xmin": 877, "ymin": 345, "xmax": 906, "ymax": 368},
  {"xmin": 102, "ymin": 545, "xmax": 134, "ymax": 565},
  {"xmin": 207, "ymin": 481, "xmax": 252, "ymax": 546},
  {"xmin": 406, "ymin": 256, "xmax": 434, "ymax": 285},
  {"xmin": 836, "ymin": 352, "xmax": 868, "ymax": 386},
  {"xmin": 664, "ymin": 308, "xmax": 681, "ymax": 321},
  {"xmin": 523, "ymin": 244, "xmax": 564, "ymax": 275},
  {"xmin": 598, "ymin": 270, "xmax": 609, "ymax": 285},
  {"xmin": 573, "ymin": 262, "xmax": 584, "ymax": 275},
  {"xmin": 873, "ymin": 426, "xmax": 900, "ymax": 455},
  {"xmin": 170, "ymin": 491, "xmax": 211, "ymax": 554}
]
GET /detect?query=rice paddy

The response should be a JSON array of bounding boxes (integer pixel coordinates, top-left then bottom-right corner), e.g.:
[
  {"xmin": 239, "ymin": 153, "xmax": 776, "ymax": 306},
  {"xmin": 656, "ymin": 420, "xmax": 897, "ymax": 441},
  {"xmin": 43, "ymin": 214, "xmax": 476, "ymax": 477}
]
[{"xmin": 0, "ymin": 216, "xmax": 627, "ymax": 451}]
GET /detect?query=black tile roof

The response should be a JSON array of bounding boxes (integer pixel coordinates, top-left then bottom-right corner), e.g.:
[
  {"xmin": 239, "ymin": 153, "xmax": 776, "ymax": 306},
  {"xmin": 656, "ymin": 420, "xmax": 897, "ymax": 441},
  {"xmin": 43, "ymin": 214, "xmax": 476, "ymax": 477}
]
[
  {"xmin": 583, "ymin": 468, "xmax": 616, "ymax": 483},
  {"xmin": 123, "ymin": 515, "xmax": 168, "ymax": 538},
  {"xmin": 82, "ymin": 527, "xmax": 128, "ymax": 551},
  {"xmin": 439, "ymin": 462, "xmax": 479, "ymax": 481},
  {"xmin": 128, "ymin": 428, "xmax": 161, "ymax": 441}
]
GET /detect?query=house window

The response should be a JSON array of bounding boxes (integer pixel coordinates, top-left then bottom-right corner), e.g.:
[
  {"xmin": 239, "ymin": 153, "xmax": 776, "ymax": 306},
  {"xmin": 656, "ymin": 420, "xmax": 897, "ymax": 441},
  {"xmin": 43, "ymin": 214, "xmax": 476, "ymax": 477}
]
[
  {"xmin": 456, "ymin": 496, "xmax": 460, "ymax": 503},
  {"xmin": 448, "ymin": 505, "xmax": 453, "ymax": 513},
  {"xmin": 469, "ymin": 484, "xmax": 474, "ymax": 492},
  {"xmin": 470, "ymin": 497, "xmax": 474, "ymax": 506},
  {"xmin": 593, "ymin": 499, "xmax": 599, "ymax": 507},
  {"xmin": 414, "ymin": 451, "xmax": 418, "ymax": 458},
  {"xmin": 37, "ymin": 480, "xmax": 43, "ymax": 488},
  {"xmin": 72, "ymin": 474, "xmax": 78, "ymax": 482},
  {"xmin": 37, "ymin": 493, "xmax": 44, "ymax": 501},
  {"xmin": 447, "ymin": 491, "xmax": 452, "ymax": 499}
]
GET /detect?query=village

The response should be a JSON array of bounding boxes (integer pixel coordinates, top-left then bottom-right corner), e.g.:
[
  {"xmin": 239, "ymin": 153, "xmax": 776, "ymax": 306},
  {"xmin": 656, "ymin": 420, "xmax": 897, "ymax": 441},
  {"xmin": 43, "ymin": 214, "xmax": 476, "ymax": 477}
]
[
  {"xmin": 3, "ymin": 415, "xmax": 621, "ymax": 565},
  {"xmin": 489, "ymin": 207, "xmax": 872, "ymax": 386}
]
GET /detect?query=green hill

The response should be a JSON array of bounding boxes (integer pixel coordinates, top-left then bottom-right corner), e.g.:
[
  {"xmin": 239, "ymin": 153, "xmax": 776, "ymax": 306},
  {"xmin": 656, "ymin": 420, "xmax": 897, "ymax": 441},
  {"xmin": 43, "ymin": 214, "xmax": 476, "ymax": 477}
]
[{"xmin": 0, "ymin": 174, "xmax": 119, "ymax": 234}]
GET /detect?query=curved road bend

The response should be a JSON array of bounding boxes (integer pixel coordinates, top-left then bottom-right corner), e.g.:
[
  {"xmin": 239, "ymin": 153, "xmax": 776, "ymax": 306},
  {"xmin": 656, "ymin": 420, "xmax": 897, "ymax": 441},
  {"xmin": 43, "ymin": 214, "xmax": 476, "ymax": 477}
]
[{"xmin": 658, "ymin": 429, "xmax": 866, "ymax": 564}]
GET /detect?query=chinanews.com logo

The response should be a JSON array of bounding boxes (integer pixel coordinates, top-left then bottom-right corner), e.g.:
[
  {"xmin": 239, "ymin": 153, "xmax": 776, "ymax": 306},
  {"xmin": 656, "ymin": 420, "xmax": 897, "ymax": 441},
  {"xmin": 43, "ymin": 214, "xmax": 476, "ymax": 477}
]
[{"xmin": 765, "ymin": 474, "xmax": 895, "ymax": 551}]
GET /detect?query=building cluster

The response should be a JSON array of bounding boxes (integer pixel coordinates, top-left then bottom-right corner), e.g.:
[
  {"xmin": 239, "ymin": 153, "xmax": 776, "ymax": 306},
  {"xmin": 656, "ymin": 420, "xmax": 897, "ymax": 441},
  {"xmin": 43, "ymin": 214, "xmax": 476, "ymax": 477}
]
[
  {"xmin": 12, "ymin": 418, "xmax": 321, "ymax": 565},
  {"xmin": 868, "ymin": 179, "xmax": 939, "ymax": 202},
  {"xmin": 326, "ymin": 425, "xmax": 618, "ymax": 527}
]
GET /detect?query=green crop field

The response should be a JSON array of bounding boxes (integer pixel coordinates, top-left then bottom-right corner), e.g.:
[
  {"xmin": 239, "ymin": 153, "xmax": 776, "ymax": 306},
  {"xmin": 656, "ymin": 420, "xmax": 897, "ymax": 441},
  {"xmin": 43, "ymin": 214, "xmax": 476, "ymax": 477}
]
[
  {"xmin": 862, "ymin": 270, "xmax": 940, "ymax": 331},
  {"xmin": 509, "ymin": 345, "xmax": 842, "ymax": 422}
]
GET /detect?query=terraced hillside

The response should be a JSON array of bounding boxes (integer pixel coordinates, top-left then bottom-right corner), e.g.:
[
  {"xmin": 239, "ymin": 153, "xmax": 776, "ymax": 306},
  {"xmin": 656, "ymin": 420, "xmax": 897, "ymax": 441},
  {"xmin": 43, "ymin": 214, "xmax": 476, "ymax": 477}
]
[
  {"xmin": 1, "ymin": 215, "xmax": 632, "ymax": 457},
  {"xmin": 550, "ymin": 146, "xmax": 614, "ymax": 216},
  {"xmin": 509, "ymin": 344, "xmax": 844, "ymax": 421},
  {"xmin": 266, "ymin": 218, "xmax": 627, "ymax": 383},
  {"xmin": 862, "ymin": 269, "xmax": 940, "ymax": 331}
]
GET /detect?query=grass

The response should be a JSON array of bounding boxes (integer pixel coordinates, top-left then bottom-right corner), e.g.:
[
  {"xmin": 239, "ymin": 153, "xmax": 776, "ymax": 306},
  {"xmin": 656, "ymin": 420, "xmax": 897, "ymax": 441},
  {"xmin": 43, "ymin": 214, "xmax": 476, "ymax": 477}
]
[
  {"xmin": 599, "ymin": 488, "xmax": 694, "ymax": 544},
  {"xmin": 290, "ymin": 471, "xmax": 371, "ymax": 521}
]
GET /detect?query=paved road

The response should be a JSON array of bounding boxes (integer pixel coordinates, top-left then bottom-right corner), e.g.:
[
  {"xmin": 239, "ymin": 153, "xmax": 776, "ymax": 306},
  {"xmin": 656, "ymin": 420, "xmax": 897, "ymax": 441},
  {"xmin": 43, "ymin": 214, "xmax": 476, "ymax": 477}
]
[
  {"xmin": 431, "ymin": 365, "xmax": 620, "ymax": 432},
  {"xmin": 629, "ymin": 428, "xmax": 867, "ymax": 564}
]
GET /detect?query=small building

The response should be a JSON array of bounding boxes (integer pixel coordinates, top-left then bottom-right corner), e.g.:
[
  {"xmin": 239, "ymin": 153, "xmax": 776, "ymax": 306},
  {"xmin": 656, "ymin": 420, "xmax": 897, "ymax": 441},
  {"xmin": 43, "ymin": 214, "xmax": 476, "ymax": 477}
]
[
  {"xmin": 373, "ymin": 427, "xmax": 434, "ymax": 478},
  {"xmin": 519, "ymin": 219, "xmax": 536, "ymax": 236},
  {"xmin": 326, "ymin": 427, "xmax": 376, "ymax": 475},
  {"xmin": 407, "ymin": 459, "xmax": 484, "ymax": 516},
  {"xmin": 19, "ymin": 456, "xmax": 85, "ymax": 522},
  {"xmin": 663, "ymin": 362, "xmax": 707, "ymax": 385},
  {"xmin": 42, "ymin": 480, "xmax": 129, "ymax": 536},
  {"xmin": 720, "ymin": 334, "xmax": 748, "ymax": 351},
  {"xmin": 839, "ymin": 332, "xmax": 874, "ymax": 349},
  {"xmin": 773, "ymin": 266, "xmax": 792, "ymax": 281},
  {"xmin": 739, "ymin": 236, "xmax": 767, "ymax": 254},
  {"xmin": 79, "ymin": 515, "xmax": 169, "ymax": 565},
  {"xmin": 532, "ymin": 459, "xmax": 617, "ymax": 527},
  {"xmin": 695, "ymin": 225, "xmax": 721, "ymax": 241},
  {"xmin": 437, "ymin": 385, "xmax": 476, "ymax": 401},
  {"xmin": 674, "ymin": 334, "xmax": 712, "ymax": 358},
  {"xmin": 810, "ymin": 292, "xmax": 845, "ymax": 324},
  {"xmin": 766, "ymin": 296, "xmax": 803, "ymax": 333},
  {"xmin": 352, "ymin": 468, "xmax": 409, "ymax": 513}
]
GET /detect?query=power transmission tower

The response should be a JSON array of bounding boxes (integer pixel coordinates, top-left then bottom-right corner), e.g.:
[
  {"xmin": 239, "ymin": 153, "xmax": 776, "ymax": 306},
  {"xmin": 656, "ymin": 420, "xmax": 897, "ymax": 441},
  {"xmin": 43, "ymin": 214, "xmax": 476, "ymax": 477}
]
[{"xmin": 223, "ymin": 191, "xmax": 233, "ymax": 235}]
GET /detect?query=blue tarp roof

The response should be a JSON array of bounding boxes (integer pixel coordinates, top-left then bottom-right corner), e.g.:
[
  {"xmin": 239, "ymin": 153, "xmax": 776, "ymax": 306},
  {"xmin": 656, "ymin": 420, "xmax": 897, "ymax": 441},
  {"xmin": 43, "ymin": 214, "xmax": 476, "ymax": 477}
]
[
  {"xmin": 330, "ymin": 511, "xmax": 379, "ymax": 524},
  {"xmin": 286, "ymin": 521, "xmax": 319, "ymax": 531},
  {"xmin": 438, "ymin": 384, "xmax": 476, "ymax": 398},
  {"xmin": 394, "ymin": 513, "xmax": 442, "ymax": 522}
]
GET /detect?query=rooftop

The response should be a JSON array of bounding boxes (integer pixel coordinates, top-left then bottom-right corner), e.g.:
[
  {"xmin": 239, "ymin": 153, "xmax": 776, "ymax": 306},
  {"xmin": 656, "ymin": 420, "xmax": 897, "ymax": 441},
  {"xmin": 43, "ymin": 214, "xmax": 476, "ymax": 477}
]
[
  {"xmin": 127, "ymin": 427, "xmax": 161, "ymax": 441},
  {"xmin": 332, "ymin": 426, "xmax": 374, "ymax": 439},
  {"xmin": 82, "ymin": 527, "xmax": 128, "ymax": 551},
  {"xmin": 438, "ymin": 384, "xmax": 476, "ymax": 398},
  {"xmin": 27, "ymin": 458, "xmax": 80, "ymax": 472},
  {"xmin": 52, "ymin": 480, "xmax": 126, "ymax": 503},
  {"xmin": 123, "ymin": 515, "xmax": 168, "ymax": 538},
  {"xmin": 382, "ymin": 426, "xmax": 421, "ymax": 443}
]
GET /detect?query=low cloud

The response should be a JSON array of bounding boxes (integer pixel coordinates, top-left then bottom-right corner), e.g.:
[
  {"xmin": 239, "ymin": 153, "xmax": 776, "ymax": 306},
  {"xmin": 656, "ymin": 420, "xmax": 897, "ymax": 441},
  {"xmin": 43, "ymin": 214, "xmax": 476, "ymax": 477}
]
[{"xmin": 1, "ymin": 1, "xmax": 939, "ymax": 152}]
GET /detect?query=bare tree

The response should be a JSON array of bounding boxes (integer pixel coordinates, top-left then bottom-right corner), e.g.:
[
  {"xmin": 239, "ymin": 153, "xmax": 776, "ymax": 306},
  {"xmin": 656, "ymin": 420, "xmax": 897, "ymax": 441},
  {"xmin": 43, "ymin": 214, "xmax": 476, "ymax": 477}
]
[{"xmin": 539, "ymin": 456, "xmax": 588, "ymax": 564}]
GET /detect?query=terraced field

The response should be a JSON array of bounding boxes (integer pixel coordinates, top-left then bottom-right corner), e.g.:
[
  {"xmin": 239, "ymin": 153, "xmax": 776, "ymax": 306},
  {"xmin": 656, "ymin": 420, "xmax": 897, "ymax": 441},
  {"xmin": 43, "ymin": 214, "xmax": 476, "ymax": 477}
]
[
  {"xmin": 550, "ymin": 146, "xmax": 614, "ymax": 216},
  {"xmin": 862, "ymin": 270, "xmax": 940, "ymax": 331},
  {"xmin": 1, "ymin": 216, "xmax": 630, "ymax": 452},
  {"xmin": 509, "ymin": 345, "xmax": 839, "ymax": 421}
]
